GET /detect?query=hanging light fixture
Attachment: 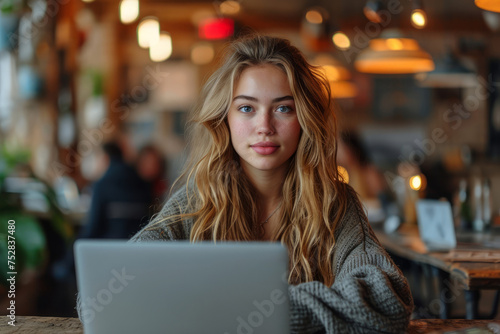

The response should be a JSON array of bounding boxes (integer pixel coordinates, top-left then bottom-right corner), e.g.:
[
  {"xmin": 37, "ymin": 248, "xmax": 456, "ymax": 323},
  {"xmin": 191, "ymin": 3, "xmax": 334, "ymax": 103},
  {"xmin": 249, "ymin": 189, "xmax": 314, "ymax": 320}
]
[
  {"xmin": 314, "ymin": 54, "xmax": 357, "ymax": 99},
  {"xmin": 301, "ymin": 6, "xmax": 329, "ymax": 40},
  {"xmin": 475, "ymin": 0, "xmax": 500, "ymax": 13},
  {"xmin": 149, "ymin": 32, "xmax": 172, "ymax": 62},
  {"xmin": 219, "ymin": 0, "xmax": 241, "ymax": 16},
  {"xmin": 305, "ymin": 8, "xmax": 325, "ymax": 24},
  {"xmin": 137, "ymin": 17, "xmax": 160, "ymax": 49},
  {"xmin": 363, "ymin": 0, "xmax": 385, "ymax": 23},
  {"xmin": 332, "ymin": 31, "xmax": 351, "ymax": 50},
  {"xmin": 411, "ymin": 0, "xmax": 427, "ymax": 29},
  {"xmin": 120, "ymin": 0, "xmax": 139, "ymax": 24},
  {"xmin": 355, "ymin": 29, "xmax": 434, "ymax": 74}
]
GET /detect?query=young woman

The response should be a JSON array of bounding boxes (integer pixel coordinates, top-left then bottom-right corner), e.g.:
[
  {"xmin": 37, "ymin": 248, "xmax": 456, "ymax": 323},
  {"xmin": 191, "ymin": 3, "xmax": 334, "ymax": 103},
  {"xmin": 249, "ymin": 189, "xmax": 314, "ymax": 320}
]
[{"xmin": 131, "ymin": 35, "xmax": 413, "ymax": 333}]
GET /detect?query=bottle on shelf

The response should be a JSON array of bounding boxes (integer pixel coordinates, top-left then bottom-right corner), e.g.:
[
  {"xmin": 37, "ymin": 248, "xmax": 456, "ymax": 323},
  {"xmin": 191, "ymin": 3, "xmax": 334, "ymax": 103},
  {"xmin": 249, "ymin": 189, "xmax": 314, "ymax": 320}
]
[
  {"xmin": 456, "ymin": 178, "xmax": 472, "ymax": 230},
  {"xmin": 482, "ymin": 178, "xmax": 492, "ymax": 230},
  {"xmin": 472, "ymin": 176, "xmax": 485, "ymax": 232}
]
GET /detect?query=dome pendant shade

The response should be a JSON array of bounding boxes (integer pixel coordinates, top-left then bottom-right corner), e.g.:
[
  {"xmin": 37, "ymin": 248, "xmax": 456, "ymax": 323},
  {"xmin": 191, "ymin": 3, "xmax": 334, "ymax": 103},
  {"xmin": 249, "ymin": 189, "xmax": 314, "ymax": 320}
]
[
  {"xmin": 355, "ymin": 37, "xmax": 434, "ymax": 74},
  {"xmin": 475, "ymin": 0, "xmax": 500, "ymax": 13}
]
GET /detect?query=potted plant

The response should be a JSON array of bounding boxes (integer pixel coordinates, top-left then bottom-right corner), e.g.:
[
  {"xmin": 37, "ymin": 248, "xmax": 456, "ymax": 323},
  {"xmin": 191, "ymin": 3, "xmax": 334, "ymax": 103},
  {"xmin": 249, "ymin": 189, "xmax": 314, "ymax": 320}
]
[{"xmin": 0, "ymin": 143, "xmax": 74, "ymax": 315}]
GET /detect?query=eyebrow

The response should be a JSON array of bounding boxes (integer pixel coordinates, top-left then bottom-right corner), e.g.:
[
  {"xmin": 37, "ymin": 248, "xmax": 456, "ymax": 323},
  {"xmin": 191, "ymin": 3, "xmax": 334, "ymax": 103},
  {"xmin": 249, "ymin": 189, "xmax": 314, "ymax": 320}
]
[{"xmin": 232, "ymin": 95, "xmax": 294, "ymax": 103}]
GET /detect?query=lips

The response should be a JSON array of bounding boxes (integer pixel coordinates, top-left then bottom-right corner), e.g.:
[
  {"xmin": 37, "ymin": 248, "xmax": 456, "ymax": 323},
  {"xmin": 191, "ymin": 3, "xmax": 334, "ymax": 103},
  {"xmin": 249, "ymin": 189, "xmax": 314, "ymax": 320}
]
[{"xmin": 251, "ymin": 142, "xmax": 279, "ymax": 155}]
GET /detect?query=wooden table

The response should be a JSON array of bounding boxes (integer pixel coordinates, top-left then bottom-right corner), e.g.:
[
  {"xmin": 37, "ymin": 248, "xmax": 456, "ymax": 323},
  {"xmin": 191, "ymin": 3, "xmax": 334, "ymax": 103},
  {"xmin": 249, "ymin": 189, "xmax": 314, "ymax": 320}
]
[
  {"xmin": 375, "ymin": 224, "xmax": 500, "ymax": 319},
  {"xmin": 0, "ymin": 316, "xmax": 499, "ymax": 333},
  {"xmin": 375, "ymin": 224, "xmax": 500, "ymax": 290}
]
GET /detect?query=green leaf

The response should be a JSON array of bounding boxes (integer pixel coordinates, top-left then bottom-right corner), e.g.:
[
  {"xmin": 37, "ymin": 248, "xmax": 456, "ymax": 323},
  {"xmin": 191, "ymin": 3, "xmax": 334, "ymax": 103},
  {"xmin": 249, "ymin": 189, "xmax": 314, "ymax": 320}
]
[{"xmin": 0, "ymin": 212, "xmax": 46, "ymax": 285}]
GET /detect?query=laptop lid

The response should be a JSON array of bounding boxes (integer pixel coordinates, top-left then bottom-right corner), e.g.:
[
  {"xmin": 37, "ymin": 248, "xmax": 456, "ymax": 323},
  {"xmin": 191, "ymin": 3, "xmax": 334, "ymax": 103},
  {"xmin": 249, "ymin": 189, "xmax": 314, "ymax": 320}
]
[
  {"xmin": 416, "ymin": 199, "xmax": 457, "ymax": 252},
  {"xmin": 75, "ymin": 240, "xmax": 290, "ymax": 334}
]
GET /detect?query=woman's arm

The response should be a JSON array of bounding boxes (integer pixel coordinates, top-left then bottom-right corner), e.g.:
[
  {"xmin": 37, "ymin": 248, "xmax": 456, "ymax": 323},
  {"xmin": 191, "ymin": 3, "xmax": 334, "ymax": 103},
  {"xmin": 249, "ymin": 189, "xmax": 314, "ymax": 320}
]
[{"xmin": 288, "ymin": 187, "xmax": 414, "ymax": 334}]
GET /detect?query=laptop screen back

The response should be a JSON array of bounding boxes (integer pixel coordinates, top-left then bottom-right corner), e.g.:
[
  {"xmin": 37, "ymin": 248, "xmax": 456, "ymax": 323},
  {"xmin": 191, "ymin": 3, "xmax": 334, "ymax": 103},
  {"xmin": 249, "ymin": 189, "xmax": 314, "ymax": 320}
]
[
  {"xmin": 416, "ymin": 200, "xmax": 457, "ymax": 251},
  {"xmin": 75, "ymin": 241, "xmax": 290, "ymax": 334}
]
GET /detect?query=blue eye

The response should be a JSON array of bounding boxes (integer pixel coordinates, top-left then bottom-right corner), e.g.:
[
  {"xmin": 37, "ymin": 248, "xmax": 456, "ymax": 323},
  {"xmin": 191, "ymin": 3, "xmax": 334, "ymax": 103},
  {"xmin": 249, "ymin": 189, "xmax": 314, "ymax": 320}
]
[
  {"xmin": 238, "ymin": 105, "xmax": 253, "ymax": 113},
  {"xmin": 276, "ymin": 105, "xmax": 292, "ymax": 113}
]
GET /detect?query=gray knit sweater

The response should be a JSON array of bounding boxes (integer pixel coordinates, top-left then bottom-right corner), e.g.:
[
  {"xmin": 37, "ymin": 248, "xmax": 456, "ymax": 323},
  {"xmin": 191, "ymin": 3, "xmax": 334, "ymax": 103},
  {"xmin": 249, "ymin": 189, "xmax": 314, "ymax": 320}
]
[{"xmin": 130, "ymin": 185, "xmax": 413, "ymax": 333}]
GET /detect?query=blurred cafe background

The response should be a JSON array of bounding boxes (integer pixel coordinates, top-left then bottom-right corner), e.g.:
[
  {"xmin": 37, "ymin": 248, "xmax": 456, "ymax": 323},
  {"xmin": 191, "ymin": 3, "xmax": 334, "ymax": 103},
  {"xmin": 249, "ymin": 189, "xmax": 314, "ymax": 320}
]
[{"xmin": 1, "ymin": 0, "xmax": 500, "ymax": 321}]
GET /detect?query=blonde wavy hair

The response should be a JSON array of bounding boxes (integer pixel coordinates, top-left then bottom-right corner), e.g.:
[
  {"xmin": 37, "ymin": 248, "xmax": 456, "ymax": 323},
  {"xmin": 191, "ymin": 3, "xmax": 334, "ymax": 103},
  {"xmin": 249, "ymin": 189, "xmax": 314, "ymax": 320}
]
[{"xmin": 162, "ymin": 35, "xmax": 348, "ymax": 286}]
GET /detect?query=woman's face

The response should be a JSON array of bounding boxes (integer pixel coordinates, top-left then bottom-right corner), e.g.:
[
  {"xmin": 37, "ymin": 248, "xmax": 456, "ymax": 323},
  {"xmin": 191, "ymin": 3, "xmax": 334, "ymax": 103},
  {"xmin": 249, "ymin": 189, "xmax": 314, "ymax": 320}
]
[{"xmin": 227, "ymin": 64, "xmax": 301, "ymax": 175}]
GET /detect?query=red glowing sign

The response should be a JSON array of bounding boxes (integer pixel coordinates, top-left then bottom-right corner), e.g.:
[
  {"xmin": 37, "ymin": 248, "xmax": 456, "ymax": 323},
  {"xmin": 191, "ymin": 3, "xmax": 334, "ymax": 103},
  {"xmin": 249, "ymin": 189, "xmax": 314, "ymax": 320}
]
[{"xmin": 199, "ymin": 18, "xmax": 234, "ymax": 40}]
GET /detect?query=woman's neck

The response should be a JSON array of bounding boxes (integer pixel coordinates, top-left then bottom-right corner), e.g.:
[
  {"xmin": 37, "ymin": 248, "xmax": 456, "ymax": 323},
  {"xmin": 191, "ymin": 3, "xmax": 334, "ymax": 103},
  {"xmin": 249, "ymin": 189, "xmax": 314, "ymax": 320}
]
[{"xmin": 241, "ymin": 164, "xmax": 286, "ymax": 212}]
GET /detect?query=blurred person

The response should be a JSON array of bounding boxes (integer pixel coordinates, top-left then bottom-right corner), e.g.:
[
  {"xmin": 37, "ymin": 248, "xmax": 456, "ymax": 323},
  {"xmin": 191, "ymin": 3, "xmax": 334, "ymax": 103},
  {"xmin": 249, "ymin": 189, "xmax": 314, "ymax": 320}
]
[
  {"xmin": 338, "ymin": 131, "xmax": 391, "ymax": 223},
  {"xmin": 135, "ymin": 144, "xmax": 169, "ymax": 206},
  {"xmin": 78, "ymin": 141, "xmax": 152, "ymax": 239},
  {"xmin": 124, "ymin": 35, "xmax": 413, "ymax": 333}
]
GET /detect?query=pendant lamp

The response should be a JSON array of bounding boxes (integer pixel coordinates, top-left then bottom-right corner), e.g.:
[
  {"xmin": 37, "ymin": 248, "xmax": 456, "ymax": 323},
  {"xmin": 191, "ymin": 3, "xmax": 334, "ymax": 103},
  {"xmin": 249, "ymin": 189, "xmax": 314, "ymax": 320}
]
[
  {"xmin": 313, "ymin": 54, "xmax": 357, "ymax": 99},
  {"xmin": 355, "ymin": 29, "xmax": 434, "ymax": 74},
  {"xmin": 475, "ymin": 0, "xmax": 500, "ymax": 13}
]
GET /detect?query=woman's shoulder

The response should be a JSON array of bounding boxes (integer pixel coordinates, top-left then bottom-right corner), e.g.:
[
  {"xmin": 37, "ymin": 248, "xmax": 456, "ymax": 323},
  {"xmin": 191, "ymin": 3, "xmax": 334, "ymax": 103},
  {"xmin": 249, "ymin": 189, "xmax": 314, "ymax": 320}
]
[
  {"xmin": 130, "ymin": 183, "xmax": 197, "ymax": 242},
  {"xmin": 157, "ymin": 184, "xmax": 196, "ymax": 217}
]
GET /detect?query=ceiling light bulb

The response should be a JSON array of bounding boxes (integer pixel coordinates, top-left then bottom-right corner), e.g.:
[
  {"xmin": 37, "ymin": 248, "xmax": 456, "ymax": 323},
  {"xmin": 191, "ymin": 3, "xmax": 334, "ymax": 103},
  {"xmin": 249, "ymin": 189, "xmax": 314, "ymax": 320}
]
[
  {"xmin": 120, "ymin": 0, "xmax": 139, "ymax": 24},
  {"xmin": 137, "ymin": 17, "xmax": 160, "ymax": 49},
  {"xmin": 150, "ymin": 32, "xmax": 172, "ymax": 62},
  {"xmin": 332, "ymin": 32, "xmax": 351, "ymax": 50},
  {"xmin": 409, "ymin": 175, "xmax": 422, "ymax": 191},
  {"xmin": 363, "ymin": 0, "xmax": 384, "ymax": 23},
  {"xmin": 220, "ymin": 0, "xmax": 241, "ymax": 15},
  {"xmin": 305, "ymin": 9, "xmax": 323, "ymax": 24},
  {"xmin": 411, "ymin": 9, "xmax": 427, "ymax": 28}
]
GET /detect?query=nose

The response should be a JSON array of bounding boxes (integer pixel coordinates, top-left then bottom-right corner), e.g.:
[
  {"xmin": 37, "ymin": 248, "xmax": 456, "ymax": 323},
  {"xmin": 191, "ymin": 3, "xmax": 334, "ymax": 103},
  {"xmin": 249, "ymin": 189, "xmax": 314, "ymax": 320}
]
[{"xmin": 256, "ymin": 112, "xmax": 275, "ymax": 135}]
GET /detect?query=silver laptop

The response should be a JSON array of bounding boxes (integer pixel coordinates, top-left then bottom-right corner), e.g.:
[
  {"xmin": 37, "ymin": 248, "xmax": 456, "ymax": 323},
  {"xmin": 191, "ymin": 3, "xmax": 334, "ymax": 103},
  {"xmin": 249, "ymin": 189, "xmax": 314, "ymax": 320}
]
[
  {"xmin": 416, "ymin": 199, "xmax": 457, "ymax": 252},
  {"xmin": 75, "ymin": 240, "xmax": 290, "ymax": 334}
]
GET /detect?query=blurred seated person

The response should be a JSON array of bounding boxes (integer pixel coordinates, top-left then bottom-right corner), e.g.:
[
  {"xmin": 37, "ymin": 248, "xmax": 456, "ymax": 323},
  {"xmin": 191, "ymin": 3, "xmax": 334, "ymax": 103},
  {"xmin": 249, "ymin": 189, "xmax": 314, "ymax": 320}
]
[
  {"xmin": 135, "ymin": 144, "xmax": 168, "ymax": 206},
  {"xmin": 338, "ymin": 131, "xmax": 389, "ymax": 223},
  {"xmin": 78, "ymin": 141, "xmax": 152, "ymax": 239}
]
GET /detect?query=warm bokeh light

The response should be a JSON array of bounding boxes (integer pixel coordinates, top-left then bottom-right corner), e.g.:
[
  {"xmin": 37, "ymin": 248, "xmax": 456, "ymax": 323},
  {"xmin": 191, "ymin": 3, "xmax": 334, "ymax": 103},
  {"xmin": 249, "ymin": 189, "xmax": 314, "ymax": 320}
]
[
  {"xmin": 411, "ymin": 9, "xmax": 427, "ymax": 29},
  {"xmin": 321, "ymin": 65, "xmax": 350, "ymax": 81},
  {"xmin": 338, "ymin": 166, "xmax": 349, "ymax": 184},
  {"xmin": 330, "ymin": 81, "xmax": 358, "ymax": 99},
  {"xmin": 220, "ymin": 0, "xmax": 241, "ymax": 15},
  {"xmin": 138, "ymin": 17, "xmax": 160, "ymax": 48},
  {"xmin": 149, "ymin": 32, "xmax": 172, "ymax": 62},
  {"xmin": 409, "ymin": 175, "xmax": 422, "ymax": 191},
  {"xmin": 305, "ymin": 10, "xmax": 323, "ymax": 24},
  {"xmin": 364, "ymin": 9, "xmax": 381, "ymax": 23},
  {"xmin": 409, "ymin": 174, "xmax": 427, "ymax": 191},
  {"xmin": 356, "ymin": 33, "xmax": 435, "ymax": 74},
  {"xmin": 370, "ymin": 38, "xmax": 418, "ymax": 51},
  {"xmin": 475, "ymin": 0, "xmax": 500, "ymax": 13},
  {"xmin": 322, "ymin": 65, "xmax": 341, "ymax": 81},
  {"xmin": 313, "ymin": 55, "xmax": 357, "ymax": 99},
  {"xmin": 191, "ymin": 42, "xmax": 215, "ymax": 65},
  {"xmin": 120, "ymin": 0, "xmax": 139, "ymax": 24},
  {"xmin": 332, "ymin": 32, "xmax": 350, "ymax": 50},
  {"xmin": 386, "ymin": 38, "xmax": 404, "ymax": 50},
  {"xmin": 82, "ymin": 0, "xmax": 95, "ymax": 3},
  {"xmin": 363, "ymin": 0, "xmax": 384, "ymax": 24}
]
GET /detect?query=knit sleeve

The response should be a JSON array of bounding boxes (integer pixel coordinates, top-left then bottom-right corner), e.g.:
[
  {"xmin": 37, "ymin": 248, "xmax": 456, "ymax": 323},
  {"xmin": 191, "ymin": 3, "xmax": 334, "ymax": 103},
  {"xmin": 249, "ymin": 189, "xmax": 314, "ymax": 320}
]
[
  {"xmin": 129, "ymin": 186, "xmax": 194, "ymax": 242},
  {"xmin": 287, "ymin": 186, "xmax": 414, "ymax": 334}
]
